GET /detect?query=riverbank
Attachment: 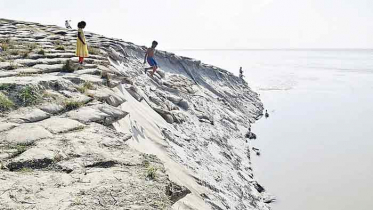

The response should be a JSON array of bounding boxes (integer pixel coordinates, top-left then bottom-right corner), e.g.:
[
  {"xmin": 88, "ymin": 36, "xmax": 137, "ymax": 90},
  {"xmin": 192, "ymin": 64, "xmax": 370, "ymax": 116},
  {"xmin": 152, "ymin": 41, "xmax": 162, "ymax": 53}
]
[{"xmin": 0, "ymin": 19, "xmax": 270, "ymax": 210}]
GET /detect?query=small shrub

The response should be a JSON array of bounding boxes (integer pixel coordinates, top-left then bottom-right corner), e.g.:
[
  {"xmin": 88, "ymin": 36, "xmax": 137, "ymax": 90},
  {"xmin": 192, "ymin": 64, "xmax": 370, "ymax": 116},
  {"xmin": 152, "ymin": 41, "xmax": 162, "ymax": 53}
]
[
  {"xmin": 62, "ymin": 60, "xmax": 74, "ymax": 72},
  {"xmin": 146, "ymin": 166, "xmax": 158, "ymax": 180},
  {"xmin": 0, "ymin": 93, "xmax": 14, "ymax": 111},
  {"xmin": 64, "ymin": 100, "xmax": 84, "ymax": 111},
  {"xmin": 18, "ymin": 86, "xmax": 40, "ymax": 106},
  {"xmin": 55, "ymin": 45, "xmax": 65, "ymax": 51},
  {"xmin": 88, "ymin": 46, "xmax": 101, "ymax": 55},
  {"xmin": 37, "ymin": 49, "xmax": 45, "ymax": 55}
]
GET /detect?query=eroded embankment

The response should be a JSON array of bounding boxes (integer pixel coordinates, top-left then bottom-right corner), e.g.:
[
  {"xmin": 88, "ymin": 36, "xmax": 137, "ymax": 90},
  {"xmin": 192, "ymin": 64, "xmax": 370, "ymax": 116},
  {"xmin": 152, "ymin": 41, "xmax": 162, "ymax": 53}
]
[
  {"xmin": 107, "ymin": 42, "xmax": 270, "ymax": 209},
  {"xmin": 0, "ymin": 18, "xmax": 270, "ymax": 210}
]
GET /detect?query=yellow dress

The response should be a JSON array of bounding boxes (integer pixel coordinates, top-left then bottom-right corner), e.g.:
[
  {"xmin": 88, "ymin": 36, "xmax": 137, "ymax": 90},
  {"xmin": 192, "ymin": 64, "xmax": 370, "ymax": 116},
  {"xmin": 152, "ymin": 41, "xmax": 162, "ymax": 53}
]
[{"xmin": 76, "ymin": 28, "xmax": 89, "ymax": 57}]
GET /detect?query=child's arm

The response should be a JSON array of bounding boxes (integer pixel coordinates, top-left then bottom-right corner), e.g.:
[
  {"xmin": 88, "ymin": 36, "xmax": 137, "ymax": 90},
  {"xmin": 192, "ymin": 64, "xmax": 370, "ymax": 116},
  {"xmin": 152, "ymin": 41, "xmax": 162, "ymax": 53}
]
[
  {"xmin": 144, "ymin": 48, "xmax": 149, "ymax": 64},
  {"xmin": 78, "ymin": 31, "xmax": 86, "ymax": 45}
]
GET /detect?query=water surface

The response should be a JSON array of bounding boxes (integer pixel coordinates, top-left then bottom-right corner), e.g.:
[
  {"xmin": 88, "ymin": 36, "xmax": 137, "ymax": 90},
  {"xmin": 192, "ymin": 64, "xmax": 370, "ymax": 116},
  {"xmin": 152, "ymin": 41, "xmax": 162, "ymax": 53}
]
[{"xmin": 172, "ymin": 49, "xmax": 373, "ymax": 210}]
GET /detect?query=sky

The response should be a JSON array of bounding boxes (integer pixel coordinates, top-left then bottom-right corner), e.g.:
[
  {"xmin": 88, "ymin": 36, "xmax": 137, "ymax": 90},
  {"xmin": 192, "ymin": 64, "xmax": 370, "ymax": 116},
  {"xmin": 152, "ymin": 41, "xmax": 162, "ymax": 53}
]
[{"xmin": 1, "ymin": 0, "xmax": 372, "ymax": 50}]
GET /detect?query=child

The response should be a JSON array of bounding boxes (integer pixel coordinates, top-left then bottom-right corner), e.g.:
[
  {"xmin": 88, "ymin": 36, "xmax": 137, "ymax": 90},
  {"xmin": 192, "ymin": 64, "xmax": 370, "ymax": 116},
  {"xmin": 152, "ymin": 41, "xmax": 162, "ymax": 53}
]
[
  {"xmin": 65, "ymin": 20, "xmax": 72, "ymax": 29},
  {"xmin": 239, "ymin": 67, "xmax": 244, "ymax": 79},
  {"xmin": 76, "ymin": 21, "xmax": 89, "ymax": 64},
  {"xmin": 144, "ymin": 41, "xmax": 158, "ymax": 77}
]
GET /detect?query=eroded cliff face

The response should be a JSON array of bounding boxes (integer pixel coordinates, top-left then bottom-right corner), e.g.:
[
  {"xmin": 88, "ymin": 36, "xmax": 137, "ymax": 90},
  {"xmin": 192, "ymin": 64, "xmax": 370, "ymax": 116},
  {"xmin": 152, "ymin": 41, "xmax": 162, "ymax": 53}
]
[{"xmin": 0, "ymin": 18, "xmax": 269, "ymax": 210}]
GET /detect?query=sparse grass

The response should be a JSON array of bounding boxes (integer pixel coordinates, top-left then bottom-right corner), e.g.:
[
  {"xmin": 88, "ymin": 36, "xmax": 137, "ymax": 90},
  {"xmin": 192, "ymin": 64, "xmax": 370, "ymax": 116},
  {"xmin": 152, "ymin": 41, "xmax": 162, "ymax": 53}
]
[
  {"xmin": 14, "ymin": 144, "xmax": 27, "ymax": 155},
  {"xmin": 71, "ymin": 197, "xmax": 83, "ymax": 206},
  {"xmin": 73, "ymin": 125, "xmax": 85, "ymax": 131},
  {"xmin": 0, "ymin": 161, "xmax": 5, "ymax": 170},
  {"xmin": 19, "ymin": 167, "xmax": 33, "ymax": 173},
  {"xmin": 22, "ymin": 50, "xmax": 30, "ymax": 58},
  {"xmin": 1, "ymin": 42, "xmax": 9, "ymax": 51},
  {"xmin": 26, "ymin": 43, "xmax": 38, "ymax": 51},
  {"xmin": 8, "ymin": 49, "xmax": 20, "ymax": 56},
  {"xmin": 37, "ymin": 49, "xmax": 45, "ymax": 55},
  {"xmin": 0, "ymin": 93, "xmax": 14, "ymax": 111},
  {"xmin": 63, "ymin": 100, "xmax": 84, "ymax": 111},
  {"xmin": 146, "ymin": 166, "xmax": 158, "ymax": 180},
  {"xmin": 53, "ymin": 153, "xmax": 63, "ymax": 163},
  {"xmin": 77, "ymin": 81, "xmax": 94, "ymax": 93},
  {"xmin": 55, "ymin": 45, "xmax": 65, "ymax": 51},
  {"xmin": 0, "ymin": 39, "xmax": 15, "ymax": 51},
  {"xmin": 18, "ymin": 86, "xmax": 40, "ymax": 106},
  {"xmin": 53, "ymin": 40, "xmax": 62, "ymax": 46},
  {"xmin": 42, "ymin": 90, "xmax": 60, "ymax": 100},
  {"xmin": 17, "ymin": 72, "xmax": 34, "ymax": 77},
  {"xmin": 142, "ymin": 160, "xmax": 150, "ymax": 168},
  {"xmin": 83, "ymin": 82, "xmax": 95, "ymax": 91},
  {"xmin": 3, "ymin": 143, "xmax": 33, "ymax": 159},
  {"xmin": 0, "ymin": 83, "xmax": 16, "ymax": 91},
  {"xmin": 76, "ymin": 86, "xmax": 86, "ymax": 94},
  {"xmin": 152, "ymin": 199, "xmax": 169, "ymax": 210},
  {"xmin": 88, "ymin": 46, "xmax": 101, "ymax": 55},
  {"xmin": 4, "ymin": 144, "xmax": 28, "ymax": 158},
  {"xmin": 6, "ymin": 60, "xmax": 18, "ymax": 70}
]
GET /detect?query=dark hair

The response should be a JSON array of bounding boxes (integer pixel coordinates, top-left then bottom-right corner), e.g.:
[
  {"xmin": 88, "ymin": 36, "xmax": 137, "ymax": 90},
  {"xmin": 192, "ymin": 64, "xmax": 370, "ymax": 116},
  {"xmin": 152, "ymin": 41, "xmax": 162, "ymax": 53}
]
[
  {"xmin": 152, "ymin": 41, "xmax": 158, "ymax": 46},
  {"xmin": 77, "ymin": 21, "xmax": 86, "ymax": 29}
]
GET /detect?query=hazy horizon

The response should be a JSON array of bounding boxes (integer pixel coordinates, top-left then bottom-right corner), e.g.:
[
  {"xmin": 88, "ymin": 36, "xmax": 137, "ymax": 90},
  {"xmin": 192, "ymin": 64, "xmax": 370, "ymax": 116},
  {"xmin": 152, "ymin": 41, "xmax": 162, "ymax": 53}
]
[{"xmin": 1, "ymin": 0, "xmax": 373, "ymax": 50}]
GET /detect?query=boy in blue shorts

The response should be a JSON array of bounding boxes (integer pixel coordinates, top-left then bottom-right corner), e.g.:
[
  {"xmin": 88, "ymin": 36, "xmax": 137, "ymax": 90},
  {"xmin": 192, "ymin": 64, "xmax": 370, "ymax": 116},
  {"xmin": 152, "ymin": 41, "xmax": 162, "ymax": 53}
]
[{"xmin": 144, "ymin": 41, "xmax": 158, "ymax": 77}]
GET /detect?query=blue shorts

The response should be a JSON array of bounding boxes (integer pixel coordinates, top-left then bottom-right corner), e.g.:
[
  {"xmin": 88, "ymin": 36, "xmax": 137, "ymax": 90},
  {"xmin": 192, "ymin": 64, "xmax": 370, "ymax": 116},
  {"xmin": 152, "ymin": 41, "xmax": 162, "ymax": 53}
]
[{"xmin": 147, "ymin": 57, "xmax": 158, "ymax": 67}]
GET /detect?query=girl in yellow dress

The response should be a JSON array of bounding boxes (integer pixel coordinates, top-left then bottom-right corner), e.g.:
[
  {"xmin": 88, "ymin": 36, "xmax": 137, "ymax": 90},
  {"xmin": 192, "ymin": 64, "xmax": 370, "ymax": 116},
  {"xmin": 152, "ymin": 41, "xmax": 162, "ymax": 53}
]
[{"xmin": 76, "ymin": 21, "xmax": 89, "ymax": 64}]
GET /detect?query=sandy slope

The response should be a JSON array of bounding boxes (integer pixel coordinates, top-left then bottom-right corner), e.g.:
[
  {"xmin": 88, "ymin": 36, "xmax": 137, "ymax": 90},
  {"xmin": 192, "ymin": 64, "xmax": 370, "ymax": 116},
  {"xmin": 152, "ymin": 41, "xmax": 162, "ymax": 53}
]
[{"xmin": 113, "ymin": 87, "xmax": 211, "ymax": 210}]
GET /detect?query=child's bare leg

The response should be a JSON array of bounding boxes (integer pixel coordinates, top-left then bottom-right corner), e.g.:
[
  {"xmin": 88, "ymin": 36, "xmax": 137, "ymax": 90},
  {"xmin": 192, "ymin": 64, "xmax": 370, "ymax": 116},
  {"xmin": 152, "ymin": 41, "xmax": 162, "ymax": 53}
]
[{"xmin": 151, "ymin": 66, "xmax": 157, "ymax": 77}]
